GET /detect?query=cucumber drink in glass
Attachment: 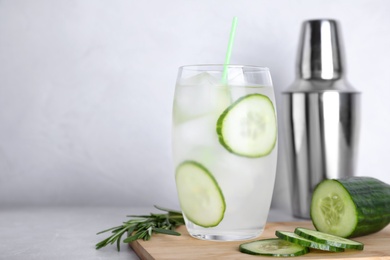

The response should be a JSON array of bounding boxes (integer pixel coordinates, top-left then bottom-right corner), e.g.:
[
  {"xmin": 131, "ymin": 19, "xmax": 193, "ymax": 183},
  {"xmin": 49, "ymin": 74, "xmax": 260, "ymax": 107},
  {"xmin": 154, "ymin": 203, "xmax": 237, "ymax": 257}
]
[{"xmin": 172, "ymin": 65, "xmax": 278, "ymax": 241}]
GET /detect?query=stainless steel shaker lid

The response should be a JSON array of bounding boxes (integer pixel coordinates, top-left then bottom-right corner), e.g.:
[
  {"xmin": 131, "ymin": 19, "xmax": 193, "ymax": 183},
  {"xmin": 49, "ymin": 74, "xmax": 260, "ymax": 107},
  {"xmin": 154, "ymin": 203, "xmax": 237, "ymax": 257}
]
[{"xmin": 298, "ymin": 19, "xmax": 344, "ymax": 80}]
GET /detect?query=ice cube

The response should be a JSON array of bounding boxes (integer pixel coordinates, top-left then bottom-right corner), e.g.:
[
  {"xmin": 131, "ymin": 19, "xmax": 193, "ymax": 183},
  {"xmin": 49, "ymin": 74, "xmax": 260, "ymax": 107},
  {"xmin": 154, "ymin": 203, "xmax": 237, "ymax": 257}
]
[
  {"xmin": 173, "ymin": 114, "xmax": 218, "ymax": 149},
  {"xmin": 173, "ymin": 72, "xmax": 231, "ymax": 124},
  {"xmin": 226, "ymin": 67, "xmax": 245, "ymax": 86},
  {"xmin": 210, "ymin": 151, "xmax": 265, "ymax": 201},
  {"xmin": 179, "ymin": 72, "xmax": 220, "ymax": 86}
]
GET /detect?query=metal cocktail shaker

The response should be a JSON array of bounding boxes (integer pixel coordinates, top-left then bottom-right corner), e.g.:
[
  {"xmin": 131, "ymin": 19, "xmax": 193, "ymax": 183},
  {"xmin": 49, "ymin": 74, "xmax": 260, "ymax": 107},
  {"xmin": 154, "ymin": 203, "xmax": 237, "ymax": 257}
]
[{"xmin": 283, "ymin": 19, "xmax": 360, "ymax": 219}]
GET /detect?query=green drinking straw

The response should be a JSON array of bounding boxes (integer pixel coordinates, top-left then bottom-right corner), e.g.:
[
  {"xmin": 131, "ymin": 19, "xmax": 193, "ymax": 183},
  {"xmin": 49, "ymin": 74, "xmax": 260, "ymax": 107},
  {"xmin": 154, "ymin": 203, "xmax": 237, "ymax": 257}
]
[{"xmin": 222, "ymin": 16, "xmax": 238, "ymax": 83}]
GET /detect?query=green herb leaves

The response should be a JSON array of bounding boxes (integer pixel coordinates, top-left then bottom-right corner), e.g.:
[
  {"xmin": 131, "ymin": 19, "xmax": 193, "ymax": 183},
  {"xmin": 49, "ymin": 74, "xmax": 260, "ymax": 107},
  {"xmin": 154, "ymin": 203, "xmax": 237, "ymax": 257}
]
[{"xmin": 95, "ymin": 206, "xmax": 184, "ymax": 251}]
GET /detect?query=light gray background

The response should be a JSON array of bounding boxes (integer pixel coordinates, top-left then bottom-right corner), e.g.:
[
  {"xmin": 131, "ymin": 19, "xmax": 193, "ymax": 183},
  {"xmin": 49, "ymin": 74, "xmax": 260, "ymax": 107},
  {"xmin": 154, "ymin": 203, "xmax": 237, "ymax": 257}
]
[{"xmin": 1, "ymin": 0, "xmax": 389, "ymax": 212}]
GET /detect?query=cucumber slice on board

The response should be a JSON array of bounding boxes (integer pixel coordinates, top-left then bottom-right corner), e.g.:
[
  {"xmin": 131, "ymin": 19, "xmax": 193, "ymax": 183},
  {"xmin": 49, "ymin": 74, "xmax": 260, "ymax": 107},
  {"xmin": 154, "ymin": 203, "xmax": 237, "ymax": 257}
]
[
  {"xmin": 216, "ymin": 93, "xmax": 277, "ymax": 158},
  {"xmin": 175, "ymin": 161, "xmax": 225, "ymax": 227},
  {"xmin": 239, "ymin": 238, "xmax": 309, "ymax": 257},
  {"xmin": 311, "ymin": 177, "xmax": 390, "ymax": 238},
  {"xmin": 294, "ymin": 228, "xmax": 364, "ymax": 250},
  {"xmin": 275, "ymin": 231, "xmax": 345, "ymax": 252}
]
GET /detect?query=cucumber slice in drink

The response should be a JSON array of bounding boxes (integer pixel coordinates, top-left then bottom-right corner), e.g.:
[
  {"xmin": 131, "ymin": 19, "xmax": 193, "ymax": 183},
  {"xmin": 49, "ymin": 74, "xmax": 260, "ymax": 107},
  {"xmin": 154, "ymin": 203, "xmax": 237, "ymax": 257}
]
[
  {"xmin": 239, "ymin": 238, "xmax": 309, "ymax": 257},
  {"xmin": 311, "ymin": 177, "xmax": 390, "ymax": 238},
  {"xmin": 294, "ymin": 228, "xmax": 364, "ymax": 250},
  {"xmin": 275, "ymin": 231, "xmax": 345, "ymax": 252},
  {"xmin": 216, "ymin": 93, "xmax": 277, "ymax": 158},
  {"xmin": 175, "ymin": 161, "xmax": 225, "ymax": 227}
]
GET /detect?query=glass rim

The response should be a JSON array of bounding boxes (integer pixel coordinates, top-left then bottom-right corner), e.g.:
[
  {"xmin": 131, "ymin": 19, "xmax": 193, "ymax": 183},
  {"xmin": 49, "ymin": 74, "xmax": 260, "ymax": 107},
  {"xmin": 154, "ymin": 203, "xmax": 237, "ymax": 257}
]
[{"xmin": 178, "ymin": 64, "xmax": 270, "ymax": 71}]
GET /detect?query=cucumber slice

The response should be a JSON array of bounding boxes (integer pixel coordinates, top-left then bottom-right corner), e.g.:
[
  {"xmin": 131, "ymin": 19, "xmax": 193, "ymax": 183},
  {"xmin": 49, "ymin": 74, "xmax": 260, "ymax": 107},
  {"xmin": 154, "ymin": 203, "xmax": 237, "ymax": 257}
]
[
  {"xmin": 275, "ymin": 231, "xmax": 344, "ymax": 252},
  {"xmin": 216, "ymin": 93, "xmax": 277, "ymax": 158},
  {"xmin": 175, "ymin": 161, "xmax": 225, "ymax": 227},
  {"xmin": 311, "ymin": 177, "xmax": 390, "ymax": 238},
  {"xmin": 239, "ymin": 238, "xmax": 309, "ymax": 257},
  {"xmin": 294, "ymin": 228, "xmax": 364, "ymax": 250}
]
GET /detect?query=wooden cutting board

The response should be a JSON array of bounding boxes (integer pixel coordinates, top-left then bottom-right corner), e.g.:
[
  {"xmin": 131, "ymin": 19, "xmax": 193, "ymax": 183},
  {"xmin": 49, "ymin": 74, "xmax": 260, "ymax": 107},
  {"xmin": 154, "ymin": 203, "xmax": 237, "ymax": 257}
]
[{"xmin": 130, "ymin": 221, "xmax": 390, "ymax": 259}]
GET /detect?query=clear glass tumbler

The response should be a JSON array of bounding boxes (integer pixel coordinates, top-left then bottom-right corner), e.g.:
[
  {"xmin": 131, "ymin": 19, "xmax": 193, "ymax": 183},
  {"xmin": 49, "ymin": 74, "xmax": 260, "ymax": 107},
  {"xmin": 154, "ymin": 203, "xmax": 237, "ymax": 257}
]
[{"xmin": 172, "ymin": 65, "xmax": 278, "ymax": 241}]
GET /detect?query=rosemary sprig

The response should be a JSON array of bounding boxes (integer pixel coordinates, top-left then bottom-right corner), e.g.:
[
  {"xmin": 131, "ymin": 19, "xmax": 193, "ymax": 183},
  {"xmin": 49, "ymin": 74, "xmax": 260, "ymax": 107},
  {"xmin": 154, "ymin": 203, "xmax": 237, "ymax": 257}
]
[{"xmin": 95, "ymin": 205, "xmax": 185, "ymax": 251}]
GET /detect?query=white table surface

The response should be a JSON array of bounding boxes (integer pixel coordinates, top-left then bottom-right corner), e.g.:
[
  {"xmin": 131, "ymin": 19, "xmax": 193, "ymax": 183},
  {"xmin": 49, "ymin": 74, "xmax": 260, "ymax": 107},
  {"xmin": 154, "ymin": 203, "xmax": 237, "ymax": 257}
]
[{"xmin": 0, "ymin": 206, "xmax": 301, "ymax": 260}]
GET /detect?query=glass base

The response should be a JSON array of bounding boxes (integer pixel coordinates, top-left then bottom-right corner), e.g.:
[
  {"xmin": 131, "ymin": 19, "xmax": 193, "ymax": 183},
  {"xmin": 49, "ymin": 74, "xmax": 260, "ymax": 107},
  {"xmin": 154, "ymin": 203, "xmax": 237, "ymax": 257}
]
[{"xmin": 187, "ymin": 228, "xmax": 264, "ymax": 241}]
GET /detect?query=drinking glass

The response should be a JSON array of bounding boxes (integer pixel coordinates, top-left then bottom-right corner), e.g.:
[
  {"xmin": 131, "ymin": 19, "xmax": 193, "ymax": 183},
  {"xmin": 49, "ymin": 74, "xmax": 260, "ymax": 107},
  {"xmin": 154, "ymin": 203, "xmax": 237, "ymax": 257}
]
[{"xmin": 172, "ymin": 65, "xmax": 278, "ymax": 241}]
